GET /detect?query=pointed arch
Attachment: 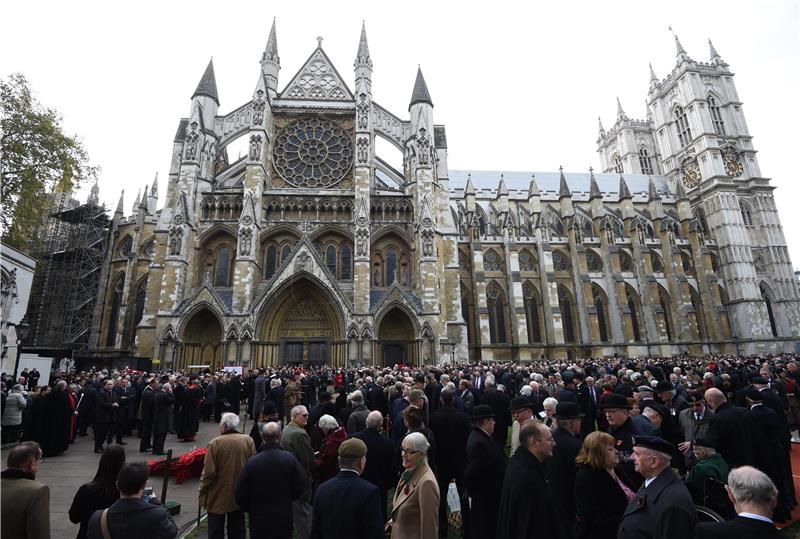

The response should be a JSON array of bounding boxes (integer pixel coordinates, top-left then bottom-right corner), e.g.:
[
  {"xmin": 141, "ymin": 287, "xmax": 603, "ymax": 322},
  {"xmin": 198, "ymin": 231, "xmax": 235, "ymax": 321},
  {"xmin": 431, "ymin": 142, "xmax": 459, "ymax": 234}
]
[
  {"xmin": 624, "ymin": 284, "xmax": 643, "ymax": 342},
  {"xmin": 618, "ymin": 250, "xmax": 634, "ymax": 273},
  {"xmin": 130, "ymin": 275, "xmax": 148, "ymax": 346},
  {"xmin": 586, "ymin": 249, "xmax": 603, "ymax": 273},
  {"xmin": 650, "ymin": 250, "xmax": 664, "ymax": 273},
  {"xmin": 483, "ymin": 248, "xmax": 505, "ymax": 272},
  {"xmin": 557, "ymin": 284, "xmax": 578, "ymax": 343},
  {"xmin": 460, "ymin": 280, "xmax": 477, "ymax": 351},
  {"xmin": 688, "ymin": 285, "xmax": 706, "ymax": 340},
  {"xmin": 486, "ymin": 280, "xmax": 508, "ymax": 344},
  {"xmin": 523, "ymin": 281, "xmax": 543, "ymax": 343},
  {"xmin": 105, "ymin": 272, "xmax": 125, "ymax": 347},
  {"xmin": 518, "ymin": 248, "xmax": 538, "ymax": 272},
  {"xmin": 591, "ymin": 283, "xmax": 610, "ymax": 343}
]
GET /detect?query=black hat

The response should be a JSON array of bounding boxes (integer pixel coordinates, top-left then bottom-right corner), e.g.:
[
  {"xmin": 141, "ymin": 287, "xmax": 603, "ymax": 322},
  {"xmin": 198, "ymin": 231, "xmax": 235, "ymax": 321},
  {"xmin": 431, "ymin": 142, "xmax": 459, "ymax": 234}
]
[
  {"xmin": 642, "ymin": 402, "xmax": 670, "ymax": 421},
  {"xmin": 554, "ymin": 401, "xmax": 585, "ymax": 420},
  {"xmin": 746, "ymin": 387, "xmax": 764, "ymax": 402},
  {"xmin": 510, "ymin": 397, "xmax": 535, "ymax": 412},
  {"xmin": 318, "ymin": 391, "xmax": 332, "ymax": 402},
  {"xmin": 693, "ymin": 437, "xmax": 717, "ymax": 450},
  {"xmin": 471, "ymin": 404, "xmax": 496, "ymax": 420},
  {"xmin": 600, "ymin": 394, "xmax": 632, "ymax": 410},
  {"xmin": 655, "ymin": 381, "xmax": 675, "ymax": 393},
  {"xmin": 750, "ymin": 376, "xmax": 768, "ymax": 385},
  {"xmin": 633, "ymin": 435, "xmax": 675, "ymax": 456}
]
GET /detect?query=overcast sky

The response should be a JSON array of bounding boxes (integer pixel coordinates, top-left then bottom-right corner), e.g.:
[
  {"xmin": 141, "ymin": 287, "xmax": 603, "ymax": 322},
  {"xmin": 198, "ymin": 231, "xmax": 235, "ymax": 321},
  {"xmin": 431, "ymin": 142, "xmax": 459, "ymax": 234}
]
[{"xmin": 3, "ymin": 1, "xmax": 798, "ymax": 268}]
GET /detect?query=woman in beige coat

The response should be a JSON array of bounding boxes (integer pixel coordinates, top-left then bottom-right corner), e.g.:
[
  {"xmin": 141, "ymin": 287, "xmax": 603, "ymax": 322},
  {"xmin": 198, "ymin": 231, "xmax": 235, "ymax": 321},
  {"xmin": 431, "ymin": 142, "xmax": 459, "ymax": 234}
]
[{"xmin": 388, "ymin": 431, "xmax": 440, "ymax": 539}]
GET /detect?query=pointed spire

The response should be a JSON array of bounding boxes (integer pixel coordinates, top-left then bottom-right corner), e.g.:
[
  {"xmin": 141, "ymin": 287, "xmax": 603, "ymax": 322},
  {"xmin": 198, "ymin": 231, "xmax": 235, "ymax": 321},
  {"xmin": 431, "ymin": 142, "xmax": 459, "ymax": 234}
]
[
  {"xmin": 356, "ymin": 21, "xmax": 371, "ymax": 65},
  {"xmin": 263, "ymin": 18, "xmax": 279, "ymax": 65},
  {"xmin": 618, "ymin": 175, "xmax": 632, "ymax": 201},
  {"xmin": 498, "ymin": 174, "xmax": 508, "ymax": 196},
  {"xmin": 589, "ymin": 168, "xmax": 602, "ymax": 200},
  {"xmin": 88, "ymin": 179, "xmax": 99, "ymax": 205},
  {"xmin": 132, "ymin": 189, "xmax": 141, "ymax": 214},
  {"xmin": 139, "ymin": 184, "xmax": 149, "ymax": 211},
  {"xmin": 150, "ymin": 173, "xmax": 158, "ymax": 197},
  {"xmin": 559, "ymin": 167, "xmax": 571, "ymax": 199},
  {"xmin": 409, "ymin": 67, "xmax": 433, "ymax": 110},
  {"xmin": 669, "ymin": 26, "xmax": 690, "ymax": 62},
  {"xmin": 708, "ymin": 39, "xmax": 724, "ymax": 65},
  {"xmin": 616, "ymin": 97, "xmax": 628, "ymax": 121},
  {"xmin": 465, "ymin": 173, "xmax": 475, "ymax": 195},
  {"xmin": 648, "ymin": 177, "xmax": 661, "ymax": 202},
  {"xmin": 115, "ymin": 190, "xmax": 124, "ymax": 215},
  {"xmin": 193, "ymin": 59, "xmax": 219, "ymax": 105},
  {"xmin": 674, "ymin": 178, "xmax": 688, "ymax": 201},
  {"xmin": 598, "ymin": 116, "xmax": 604, "ymax": 133},
  {"xmin": 528, "ymin": 174, "xmax": 540, "ymax": 197}
]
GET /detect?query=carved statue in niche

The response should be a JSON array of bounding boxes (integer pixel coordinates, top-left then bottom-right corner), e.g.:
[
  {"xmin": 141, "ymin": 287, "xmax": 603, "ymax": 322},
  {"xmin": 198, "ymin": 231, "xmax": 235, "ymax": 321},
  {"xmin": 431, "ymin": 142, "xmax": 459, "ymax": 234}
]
[
  {"xmin": 356, "ymin": 94, "xmax": 369, "ymax": 129},
  {"xmin": 238, "ymin": 228, "xmax": 252, "ymax": 256},
  {"xmin": 294, "ymin": 250, "xmax": 310, "ymax": 271},
  {"xmin": 373, "ymin": 269, "xmax": 382, "ymax": 287},
  {"xmin": 249, "ymin": 134, "xmax": 262, "ymax": 161},
  {"xmin": 168, "ymin": 227, "xmax": 183, "ymax": 256},
  {"xmin": 357, "ymin": 137, "xmax": 369, "ymax": 164},
  {"xmin": 184, "ymin": 122, "xmax": 199, "ymax": 160},
  {"xmin": 252, "ymin": 90, "xmax": 266, "ymax": 125},
  {"xmin": 604, "ymin": 225, "xmax": 613, "ymax": 245},
  {"xmin": 753, "ymin": 249, "xmax": 767, "ymax": 273}
]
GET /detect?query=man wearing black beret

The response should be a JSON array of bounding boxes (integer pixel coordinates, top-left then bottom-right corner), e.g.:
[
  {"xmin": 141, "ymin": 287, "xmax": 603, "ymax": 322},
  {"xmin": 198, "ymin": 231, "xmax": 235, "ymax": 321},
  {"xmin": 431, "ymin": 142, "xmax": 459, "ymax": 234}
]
[{"xmin": 617, "ymin": 435, "xmax": 697, "ymax": 539}]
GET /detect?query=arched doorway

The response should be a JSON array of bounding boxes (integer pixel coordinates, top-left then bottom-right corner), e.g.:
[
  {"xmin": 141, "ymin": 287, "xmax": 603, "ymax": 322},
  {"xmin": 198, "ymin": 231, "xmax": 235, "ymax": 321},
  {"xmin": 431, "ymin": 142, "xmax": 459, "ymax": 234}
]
[
  {"xmin": 178, "ymin": 307, "xmax": 223, "ymax": 371},
  {"xmin": 257, "ymin": 277, "xmax": 345, "ymax": 367},
  {"xmin": 377, "ymin": 307, "xmax": 416, "ymax": 366}
]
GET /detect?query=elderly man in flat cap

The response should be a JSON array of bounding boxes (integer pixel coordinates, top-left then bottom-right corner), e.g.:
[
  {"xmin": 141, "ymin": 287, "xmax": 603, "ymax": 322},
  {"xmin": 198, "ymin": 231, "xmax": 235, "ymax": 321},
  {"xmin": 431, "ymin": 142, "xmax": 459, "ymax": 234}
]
[
  {"xmin": 617, "ymin": 435, "xmax": 697, "ymax": 539},
  {"xmin": 311, "ymin": 438, "xmax": 385, "ymax": 539}
]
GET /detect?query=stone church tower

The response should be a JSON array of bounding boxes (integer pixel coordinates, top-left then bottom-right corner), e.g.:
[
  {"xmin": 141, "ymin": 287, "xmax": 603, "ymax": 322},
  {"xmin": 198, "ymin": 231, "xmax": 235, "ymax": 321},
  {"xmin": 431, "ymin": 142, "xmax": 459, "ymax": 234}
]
[{"xmin": 90, "ymin": 25, "xmax": 799, "ymax": 368}]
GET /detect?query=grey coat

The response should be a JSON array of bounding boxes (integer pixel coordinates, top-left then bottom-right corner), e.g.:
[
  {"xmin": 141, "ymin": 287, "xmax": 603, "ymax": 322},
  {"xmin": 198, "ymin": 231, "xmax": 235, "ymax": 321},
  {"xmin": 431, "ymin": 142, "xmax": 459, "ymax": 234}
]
[{"xmin": 2, "ymin": 390, "xmax": 27, "ymax": 426}]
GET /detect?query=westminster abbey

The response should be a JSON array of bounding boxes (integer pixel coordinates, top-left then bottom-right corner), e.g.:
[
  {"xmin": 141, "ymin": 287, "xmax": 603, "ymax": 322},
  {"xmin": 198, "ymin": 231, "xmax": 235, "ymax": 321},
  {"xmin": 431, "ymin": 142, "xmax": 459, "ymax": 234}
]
[{"xmin": 88, "ymin": 23, "xmax": 800, "ymax": 369}]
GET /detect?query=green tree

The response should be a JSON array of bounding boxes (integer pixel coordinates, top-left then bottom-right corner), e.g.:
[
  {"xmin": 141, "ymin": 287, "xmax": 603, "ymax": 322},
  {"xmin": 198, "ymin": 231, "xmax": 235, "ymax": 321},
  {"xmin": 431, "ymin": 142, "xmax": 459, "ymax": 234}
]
[{"xmin": 1, "ymin": 73, "xmax": 97, "ymax": 252}]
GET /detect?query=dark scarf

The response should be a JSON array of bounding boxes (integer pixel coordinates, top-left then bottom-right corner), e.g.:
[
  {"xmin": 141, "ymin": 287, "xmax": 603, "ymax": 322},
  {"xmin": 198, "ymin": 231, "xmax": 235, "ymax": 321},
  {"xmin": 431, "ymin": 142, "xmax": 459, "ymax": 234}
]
[{"xmin": 1, "ymin": 468, "xmax": 35, "ymax": 480}]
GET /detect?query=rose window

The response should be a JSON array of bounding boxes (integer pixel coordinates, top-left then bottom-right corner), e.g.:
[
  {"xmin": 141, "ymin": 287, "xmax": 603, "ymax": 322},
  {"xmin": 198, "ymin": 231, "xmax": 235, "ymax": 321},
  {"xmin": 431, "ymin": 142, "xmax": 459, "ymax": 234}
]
[{"xmin": 272, "ymin": 118, "xmax": 353, "ymax": 188}]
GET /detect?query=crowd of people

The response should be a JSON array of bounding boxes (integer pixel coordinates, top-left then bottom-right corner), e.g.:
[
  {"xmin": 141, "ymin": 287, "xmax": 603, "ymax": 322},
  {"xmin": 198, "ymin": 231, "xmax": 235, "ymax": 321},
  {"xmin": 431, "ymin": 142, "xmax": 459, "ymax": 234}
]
[{"xmin": 1, "ymin": 352, "xmax": 799, "ymax": 538}]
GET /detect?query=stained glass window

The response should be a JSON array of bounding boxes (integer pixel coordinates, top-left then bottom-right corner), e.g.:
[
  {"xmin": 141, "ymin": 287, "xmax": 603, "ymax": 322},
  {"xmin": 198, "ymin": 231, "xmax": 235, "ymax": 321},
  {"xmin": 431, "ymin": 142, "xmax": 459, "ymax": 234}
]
[{"xmin": 272, "ymin": 118, "xmax": 353, "ymax": 188}]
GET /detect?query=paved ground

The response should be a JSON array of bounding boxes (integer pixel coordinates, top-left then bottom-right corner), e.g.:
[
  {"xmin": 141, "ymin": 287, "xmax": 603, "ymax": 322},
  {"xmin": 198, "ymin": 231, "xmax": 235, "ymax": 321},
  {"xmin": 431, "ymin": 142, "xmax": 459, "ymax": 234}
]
[{"xmin": 1, "ymin": 411, "xmax": 252, "ymax": 539}]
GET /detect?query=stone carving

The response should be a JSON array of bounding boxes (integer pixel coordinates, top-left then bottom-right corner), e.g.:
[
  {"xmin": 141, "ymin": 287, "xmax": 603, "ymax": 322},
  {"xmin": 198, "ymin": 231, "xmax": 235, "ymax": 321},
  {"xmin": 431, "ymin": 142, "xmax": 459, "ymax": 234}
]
[
  {"xmin": 294, "ymin": 250, "xmax": 310, "ymax": 271},
  {"xmin": 483, "ymin": 249, "xmax": 504, "ymax": 272},
  {"xmin": 119, "ymin": 236, "xmax": 132, "ymax": 257},
  {"xmin": 518, "ymin": 250, "xmax": 537, "ymax": 272},
  {"xmin": 239, "ymin": 228, "xmax": 252, "ymax": 256},
  {"xmin": 421, "ymin": 229, "xmax": 434, "ymax": 257},
  {"xmin": 357, "ymin": 94, "xmax": 369, "ymax": 129},
  {"xmin": 620, "ymin": 252, "xmax": 634, "ymax": 273},
  {"xmin": 273, "ymin": 118, "xmax": 353, "ymax": 188},
  {"xmin": 252, "ymin": 90, "xmax": 266, "ymax": 125},
  {"xmin": 168, "ymin": 227, "xmax": 183, "ymax": 256},
  {"xmin": 356, "ymin": 229, "xmax": 369, "ymax": 257},
  {"xmin": 357, "ymin": 137, "xmax": 369, "ymax": 164},
  {"xmin": 282, "ymin": 50, "xmax": 351, "ymax": 102},
  {"xmin": 143, "ymin": 239, "xmax": 155, "ymax": 257},
  {"xmin": 586, "ymin": 250, "xmax": 603, "ymax": 272},
  {"xmin": 249, "ymin": 134, "xmax": 262, "ymax": 161},
  {"xmin": 552, "ymin": 251, "xmax": 569, "ymax": 272},
  {"xmin": 184, "ymin": 122, "xmax": 199, "ymax": 160},
  {"xmin": 417, "ymin": 128, "xmax": 430, "ymax": 166},
  {"xmin": 752, "ymin": 249, "xmax": 767, "ymax": 273}
]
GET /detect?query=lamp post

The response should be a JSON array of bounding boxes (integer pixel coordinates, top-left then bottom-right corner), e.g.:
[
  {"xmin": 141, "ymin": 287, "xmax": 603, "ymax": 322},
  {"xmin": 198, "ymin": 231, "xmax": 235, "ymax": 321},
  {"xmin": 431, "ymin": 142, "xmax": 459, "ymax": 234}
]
[
  {"xmin": 12, "ymin": 316, "xmax": 31, "ymax": 379},
  {"xmin": 450, "ymin": 342, "xmax": 456, "ymax": 366}
]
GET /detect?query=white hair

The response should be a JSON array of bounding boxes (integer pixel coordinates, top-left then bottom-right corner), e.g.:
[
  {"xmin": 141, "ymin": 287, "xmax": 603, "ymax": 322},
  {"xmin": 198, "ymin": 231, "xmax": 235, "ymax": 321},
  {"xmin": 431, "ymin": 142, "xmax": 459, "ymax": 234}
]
[
  {"xmin": 520, "ymin": 386, "xmax": 532, "ymax": 397},
  {"xmin": 318, "ymin": 414, "xmax": 339, "ymax": 432},
  {"xmin": 270, "ymin": 378, "xmax": 281, "ymax": 388},
  {"xmin": 366, "ymin": 410, "xmax": 383, "ymax": 429},
  {"xmin": 290, "ymin": 405, "xmax": 308, "ymax": 420},
  {"xmin": 349, "ymin": 391, "xmax": 364, "ymax": 404},
  {"xmin": 543, "ymin": 397, "xmax": 558, "ymax": 410},
  {"xmin": 727, "ymin": 466, "xmax": 777, "ymax": 507},
  {"xmin": 220, "ymin": 412, "xmax": 240, "ymax": 431},
  {"xmin": 440, "ymin": 374, "xmax": 450, "ymax": 384},
  {"xmin": 402, "ymin": 431, "xmax": 430, "ymax": 455}
]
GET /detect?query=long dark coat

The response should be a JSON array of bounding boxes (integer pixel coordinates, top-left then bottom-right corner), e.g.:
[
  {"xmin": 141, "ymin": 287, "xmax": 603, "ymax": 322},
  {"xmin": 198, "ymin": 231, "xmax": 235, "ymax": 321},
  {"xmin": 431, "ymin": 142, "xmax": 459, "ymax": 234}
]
[
  {"xmin": 153, "ymin": 390, "xmax": 174, "ymax": 434},
  {"xmin": 574, "ymin": 465, "xmax": 631, "ymax": 539},
  {"xmin": 481, "ymin": 389, "xmax": 512, "ymax": 448},
  {"xmin": 496, "ymin": 447, "xmax": 570, "ymax": 539},
  {"xmin": 428, "ymin": 404, "xmax": 471, "ymax": 482},
  {"xmin": 617, "ymin": 467, "xmax": 697, "ymax": 539},
  {"xmin": 546, "ymin": 427, "xmax": 582, "ymax": 523},
  {"xmin": 176, "ymin": 383, "xmax": 202, "ymax": 439},
  {"xmin": 463, "ymin": 426, "xmax": 507, "ymax": 539},
  {"xmin": 39, "ymin": 388, "xmax": 73, "ymax": 455},
  {"xmin": 706, "ymin": 402, "xmax": 760, "ymax": 468}
]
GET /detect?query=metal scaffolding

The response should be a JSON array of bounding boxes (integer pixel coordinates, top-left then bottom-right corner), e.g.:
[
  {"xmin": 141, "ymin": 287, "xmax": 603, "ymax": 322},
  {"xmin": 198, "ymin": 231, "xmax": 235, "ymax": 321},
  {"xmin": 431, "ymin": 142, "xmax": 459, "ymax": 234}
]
[{"xmin": 28, "ymin": 191, "xmax": 110, "ymax": 352}]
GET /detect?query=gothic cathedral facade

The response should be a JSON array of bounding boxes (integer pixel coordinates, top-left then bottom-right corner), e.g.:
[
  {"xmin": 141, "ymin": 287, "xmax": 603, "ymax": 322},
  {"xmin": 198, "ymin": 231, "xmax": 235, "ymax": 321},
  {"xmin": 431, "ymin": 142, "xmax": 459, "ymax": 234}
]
[{"xmin": 90, "ymin": 24, "xmax": 800, "ymax": 369}]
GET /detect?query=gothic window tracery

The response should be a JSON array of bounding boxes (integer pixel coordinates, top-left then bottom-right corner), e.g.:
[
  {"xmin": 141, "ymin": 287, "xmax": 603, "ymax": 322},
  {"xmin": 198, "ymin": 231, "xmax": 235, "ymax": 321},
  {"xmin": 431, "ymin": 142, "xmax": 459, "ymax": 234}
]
[
  {"xmin": 142, "ymin": 238, "xmax": 155, "ymax": 257},
  {"xmin": 675, "ymin": 105, "xmax": 692, "ymax": 147},
  {"xmin": 740, "ymin": 201, "xmax": 753, "ymax": 226},
  {"xmin": 592, "ymin": 284, "xmax": 610, "ymax": 343},
  {"xmin": 131, "ymin": 276, "xmax": 148, "ymax": 346},
  {"xmin": 625, "ymin": 284, "xmax": 643, "ymax": 342},
  {"xmin": 658, "ymin": 285, "xmax": 673, "ymax": 341},
  {"xmin": 586, "ymin": 250, "xmax": 603, "ymax": 273},
  {"xmin": 760, "ymin": 284, "xmax": 778, "ymax": 337},
  {"xmin": 552, "ymin": 250, "xmax": 570, "ymax": 272},
  {"xmin": 119, "ymin": 235, "xmax": 133, "ymax": 257},
  {"xmin": 458, "ymin": 250, "xmax": 471, "ymax": 272},
  {"xmin": 681, "ymin": 252, "xmax": 695, "ymax": 276},
  {"xmin": 523, "ymin": 282, "xmax": 542, "ymax": 343},
  {"xmin": 639, "ymin": 148, "xmax": 654, "ymax": 175},
  {"xmin": 340, "ymin": 245, "xmax": 352, "ymax": 280},
  {"xmin": 619, "ymin": 251, "xmax": 634, "ymax": 273},
  {"xmin": 326, "ymin": 245, "xmax": 337, "ymax": 275},
  {"xmin": 518, "ymin": 249, "xmax": 537, "ymax": 272},
  {"xmin": 106, "ymin": 273, "xmax": 124, "ymax": 347},
  {"xmin": 215, "ymin": 246, "xmax": 232, "ymax": 287},
  {"xmin": 708, "ymin": 95, "xmax": 725, "ymax": 136},
  {"xmin": 486, "ymin": 281, "xmax": 508, "ymax": 344},
  {"xmin": 650, "ymin": 252, "xmax": 664, "ymax": 273},
  {"xmin": 272, "ymin": 118, "xmax": 353, "ymax": 188},
  {"xmin": 614, "ymin": 155, "xmax": 624, "ymax": 174},
  {"xmin": 483, "ymin": 249, "xmax": 504, "ymax": 272},
  {"xmin": 558, "ymin": 284, "xmax": 577, "ymax": 343},
  {"xmin": 265, "ymin": 245, "xmax": 277, "ymax": 279}
]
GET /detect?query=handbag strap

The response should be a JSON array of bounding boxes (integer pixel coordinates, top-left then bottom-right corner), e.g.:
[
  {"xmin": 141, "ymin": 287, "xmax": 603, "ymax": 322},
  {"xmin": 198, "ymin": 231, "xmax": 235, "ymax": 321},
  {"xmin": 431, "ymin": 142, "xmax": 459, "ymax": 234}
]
[{"xmin": 100, "ymin": 508, "xmax": 112, "ymax": 539}]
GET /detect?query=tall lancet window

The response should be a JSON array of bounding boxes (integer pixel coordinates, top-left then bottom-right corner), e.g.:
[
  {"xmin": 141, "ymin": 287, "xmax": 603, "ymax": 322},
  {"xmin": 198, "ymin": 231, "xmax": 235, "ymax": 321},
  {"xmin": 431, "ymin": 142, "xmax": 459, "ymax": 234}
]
[
  {"xmin": 708, "ymin": 96, "xmax": 725, "ymax": 136},
  {"xmin": 675, "ymin": 105, "xmax": 692, "ymax": 147}
]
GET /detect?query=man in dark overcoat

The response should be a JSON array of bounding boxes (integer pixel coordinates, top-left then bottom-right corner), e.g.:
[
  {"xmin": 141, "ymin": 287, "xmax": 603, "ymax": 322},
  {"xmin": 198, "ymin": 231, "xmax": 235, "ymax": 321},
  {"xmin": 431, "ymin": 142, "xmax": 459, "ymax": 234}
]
[
  {"xmin": 576, "ymin": 375, "xmax": 599, "ymax": 437},
  {"xmin": 76, "ymin": 382, "xmax": 97, "ymax": 437},
  {"xmin": 138, "ymin": 377, "xmax": 158, "ymax": 453},
  {"xmin": 350, "ymin": 411, "xmax": 398, "ymax": 522},
  {"xmin": 94, "ymin": 379, "xmax": 117, "ymax": 453},
  {"xmin": 251, "ymin": 370, "xmax": 266, "ymax": 419},
  {"xmin": 617, "ymin": 435, "xmax": 697, "ymax": 539},
  {"xmin": 602, "ymin": 393, "xmax": 645, "ymax": 489},
  {"xmin": 152, "ymin": 383, "xmax": 174, "ymax": 455},
  {"xmin": 481, "ymin": 380, "xmax": 512, "ymax": 449},
  {"xmin": 310, "ymin": 438, "xmax": 385, "ymax": 539},
  {"xmin": 705, "ymin": 388, "xmax": 760, "ymax": 469},
  {"xmin": 428, "ymin": 389, "xmax": 472, "ymax": 537},
  {"xmin": 463, "ymin": 405, "xmax": 507, "ymax": 539},
  {"xmin": 546, "ymin": 401, "xmax": 584, "ymax": 525},
  {"xmin": 496, "ymin": 420, "xmax": 568, "ymax": 539}
]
